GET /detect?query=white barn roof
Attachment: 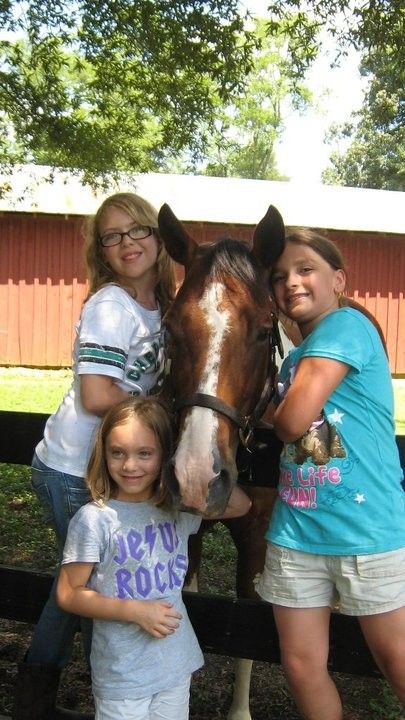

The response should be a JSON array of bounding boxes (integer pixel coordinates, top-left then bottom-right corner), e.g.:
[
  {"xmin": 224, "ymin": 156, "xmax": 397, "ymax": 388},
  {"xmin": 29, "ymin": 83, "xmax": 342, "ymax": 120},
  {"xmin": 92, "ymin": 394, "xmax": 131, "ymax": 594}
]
[{"xmin": 1, "ymin": 165, "xmax": 404, "ymax": 234}]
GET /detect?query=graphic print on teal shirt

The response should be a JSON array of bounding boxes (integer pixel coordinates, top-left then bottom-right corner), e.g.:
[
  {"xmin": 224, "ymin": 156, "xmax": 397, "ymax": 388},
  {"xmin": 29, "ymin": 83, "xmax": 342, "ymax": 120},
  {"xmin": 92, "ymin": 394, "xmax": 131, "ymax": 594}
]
[
  {"xmin": 280, "ymin": 362, "xmax": 346, "ymax": 470},
  {"xmin": 279, "ymin": 365, "xmax": 348, "ymax": 511}
]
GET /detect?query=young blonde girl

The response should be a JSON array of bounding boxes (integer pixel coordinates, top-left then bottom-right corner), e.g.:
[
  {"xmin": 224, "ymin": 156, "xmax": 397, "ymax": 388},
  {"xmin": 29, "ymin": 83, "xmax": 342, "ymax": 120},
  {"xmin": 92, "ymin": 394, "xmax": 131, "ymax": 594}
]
[
  {"xmin": 15, "ymin": 193, "xmax": 177, "ymax": 719},
  {"xmin": 57, "ymin": 396, "xmax": 251, "ymax": 720},
  {"xmin": 256, "ymin": 230, "xmax": 405, "ymax": 720}
]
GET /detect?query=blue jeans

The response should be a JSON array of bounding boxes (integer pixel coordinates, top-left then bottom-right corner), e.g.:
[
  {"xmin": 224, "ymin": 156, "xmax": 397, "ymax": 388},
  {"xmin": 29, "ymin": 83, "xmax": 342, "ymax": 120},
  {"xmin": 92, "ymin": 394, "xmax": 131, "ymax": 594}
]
[{"xmin": 27, "ymin": 453, "xmax": 92, "ymax": 668}]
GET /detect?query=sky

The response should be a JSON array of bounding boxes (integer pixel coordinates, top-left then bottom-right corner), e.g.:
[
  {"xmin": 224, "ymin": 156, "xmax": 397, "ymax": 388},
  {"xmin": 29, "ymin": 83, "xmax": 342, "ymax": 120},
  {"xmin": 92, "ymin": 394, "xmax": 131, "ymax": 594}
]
[
  {"xmin": 242, "ymin": 0, "xmax": 366, "ymax": 183},
  {"xmin": 275, "ymin": 46, "xmax": 366, "ymax": 183}
]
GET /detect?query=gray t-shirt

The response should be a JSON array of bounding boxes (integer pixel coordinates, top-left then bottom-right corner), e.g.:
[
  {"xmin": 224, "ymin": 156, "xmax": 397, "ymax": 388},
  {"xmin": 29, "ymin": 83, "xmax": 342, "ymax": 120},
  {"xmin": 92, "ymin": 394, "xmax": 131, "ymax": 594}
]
[{"xmin": 62, "ymin": 499, "xmax": 204, "ymax": 700}]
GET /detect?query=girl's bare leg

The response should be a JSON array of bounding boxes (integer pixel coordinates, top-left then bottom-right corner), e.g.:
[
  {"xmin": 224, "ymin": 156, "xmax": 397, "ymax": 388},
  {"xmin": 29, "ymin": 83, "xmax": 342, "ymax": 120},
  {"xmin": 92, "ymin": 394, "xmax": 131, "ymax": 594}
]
[
  {"xmin": 359, "ymin": 605, "xmax": 405, "ymax": 707},
  {"xmin": 273, "ymin": 605, "xmax": 343, "ymax": 720}
]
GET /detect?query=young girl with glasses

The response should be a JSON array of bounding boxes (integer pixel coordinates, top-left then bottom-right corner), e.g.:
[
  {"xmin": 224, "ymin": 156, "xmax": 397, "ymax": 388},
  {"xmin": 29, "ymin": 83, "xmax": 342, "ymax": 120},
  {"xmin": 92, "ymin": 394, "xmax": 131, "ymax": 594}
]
[
  {"xmin": 14, "ymin": 193, "xmax": 177, "ymax": 719},
  {"xmin": 56, "ymin": 396, "xmax": 251, "ymax": 720}
]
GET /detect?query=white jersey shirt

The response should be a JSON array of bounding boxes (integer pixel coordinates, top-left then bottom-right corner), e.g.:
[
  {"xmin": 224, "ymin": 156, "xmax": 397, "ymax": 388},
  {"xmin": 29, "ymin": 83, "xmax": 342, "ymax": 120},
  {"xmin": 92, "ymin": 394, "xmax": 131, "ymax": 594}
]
[{"xmin": 36, "ymin": 285, "xmax": 164, "ymax": 476}]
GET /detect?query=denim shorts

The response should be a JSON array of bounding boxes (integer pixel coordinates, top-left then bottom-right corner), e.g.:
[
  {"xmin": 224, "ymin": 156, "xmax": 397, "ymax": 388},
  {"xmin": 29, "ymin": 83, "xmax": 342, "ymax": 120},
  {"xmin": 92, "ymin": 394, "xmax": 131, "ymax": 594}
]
[{"xmin": 255, "ymin": 542, "xmax": 405, "ymax": 616}]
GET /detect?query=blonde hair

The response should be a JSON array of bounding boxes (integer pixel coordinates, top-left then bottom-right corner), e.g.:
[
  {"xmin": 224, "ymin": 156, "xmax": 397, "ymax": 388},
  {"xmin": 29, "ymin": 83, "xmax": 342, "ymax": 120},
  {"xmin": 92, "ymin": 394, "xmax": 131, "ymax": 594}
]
[
  {"xmin": 86, "ymin": 396, "xmax": 174, "ymax": 510},
  {"xmin": 82, "ymin": 192, "xmax": 176, "ymax": 313}
]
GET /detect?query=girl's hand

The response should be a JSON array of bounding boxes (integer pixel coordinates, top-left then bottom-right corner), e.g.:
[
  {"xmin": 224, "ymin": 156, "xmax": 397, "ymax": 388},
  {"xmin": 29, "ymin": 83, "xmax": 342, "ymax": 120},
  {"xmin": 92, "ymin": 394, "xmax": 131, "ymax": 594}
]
[
  {"xmin": 128, "ymin": 600, "xmax": 182, "ymax": 639},
  {"xmin": 57, "ymin": 564, "xmax": 182, "ymax": 638}
]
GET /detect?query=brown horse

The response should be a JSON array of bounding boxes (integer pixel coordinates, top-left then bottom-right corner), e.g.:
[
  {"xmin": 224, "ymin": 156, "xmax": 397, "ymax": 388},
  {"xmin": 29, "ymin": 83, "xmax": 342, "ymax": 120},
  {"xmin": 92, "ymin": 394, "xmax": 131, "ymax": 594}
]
[{"xmin": 158, "ymin": 203, "xmax": 287, "ymax": 720}]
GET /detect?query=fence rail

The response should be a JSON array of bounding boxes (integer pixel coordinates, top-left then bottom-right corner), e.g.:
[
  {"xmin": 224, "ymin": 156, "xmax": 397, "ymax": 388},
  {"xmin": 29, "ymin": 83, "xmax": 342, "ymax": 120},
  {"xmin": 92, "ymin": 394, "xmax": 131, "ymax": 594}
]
[{"xmin": 0, "ymin": 564, "xmax": 383, "ymax": 678}]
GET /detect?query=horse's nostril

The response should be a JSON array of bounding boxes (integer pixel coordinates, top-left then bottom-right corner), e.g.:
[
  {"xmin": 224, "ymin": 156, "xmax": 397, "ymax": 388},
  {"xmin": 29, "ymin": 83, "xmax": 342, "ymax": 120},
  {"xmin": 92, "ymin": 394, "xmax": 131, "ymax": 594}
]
[{"xmin": 206, "ymin": 468, "xmax": 233, "ymax": 514}]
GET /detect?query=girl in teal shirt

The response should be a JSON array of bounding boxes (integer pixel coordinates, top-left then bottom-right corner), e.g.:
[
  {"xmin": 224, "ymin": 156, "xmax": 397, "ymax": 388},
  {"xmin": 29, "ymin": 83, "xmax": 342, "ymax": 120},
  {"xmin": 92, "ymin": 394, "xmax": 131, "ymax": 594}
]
[{"xmin": 256, "ymin": 229, "xmax": 405, "ymax": 720}]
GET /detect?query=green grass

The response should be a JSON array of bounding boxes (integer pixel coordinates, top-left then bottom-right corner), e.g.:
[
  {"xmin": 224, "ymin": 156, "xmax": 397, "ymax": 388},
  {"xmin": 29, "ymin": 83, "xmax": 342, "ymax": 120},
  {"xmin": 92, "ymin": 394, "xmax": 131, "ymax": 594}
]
[
  {"xmin": 0, "ymin": 463, "xmax": 57, "ymax": 570},
  {"xmin": 0, "ymin": 369, "xmax": 72, "ymax": 570},
  {"xmin": 0, "ymin": 367, "xmax": 404, "ymax": 432},
  {"xmin": 0, "ymin": 367, "xmax": 73, "ymax": 414}
]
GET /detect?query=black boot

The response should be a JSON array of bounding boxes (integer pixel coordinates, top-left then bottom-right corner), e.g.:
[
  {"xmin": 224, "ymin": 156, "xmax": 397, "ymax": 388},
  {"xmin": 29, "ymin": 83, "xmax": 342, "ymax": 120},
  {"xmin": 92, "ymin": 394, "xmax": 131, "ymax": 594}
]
[
  {"xmin": 13, "ymin": 660, "xmax": 94, "ymax": 720},
  {"xmin": 50, "ymin": 709, "xmax": 94, "ymax": 720},
  {"xmin": 50, "ymin": 708, "xmax": 94, "ymax": 720}
]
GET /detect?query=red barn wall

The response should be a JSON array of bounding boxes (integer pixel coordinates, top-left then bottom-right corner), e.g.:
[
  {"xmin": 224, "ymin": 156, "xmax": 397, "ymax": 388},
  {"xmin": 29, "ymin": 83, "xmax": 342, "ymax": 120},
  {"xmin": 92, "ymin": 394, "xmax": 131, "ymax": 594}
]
[
  {"xmin": 0, "ymin": 214, "xmax": 87, "ymax": 367},
  {"xmin": 0, "ymin": 213, "xmax": 404, "ymax": 374}
]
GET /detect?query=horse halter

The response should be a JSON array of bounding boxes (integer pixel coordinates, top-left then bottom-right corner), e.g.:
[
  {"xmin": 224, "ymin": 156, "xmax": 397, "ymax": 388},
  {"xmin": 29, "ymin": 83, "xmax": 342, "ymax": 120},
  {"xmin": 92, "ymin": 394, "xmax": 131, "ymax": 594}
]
[{"xmin": 173, "ymin": 315, "xmax": 284, "ymax": 452}]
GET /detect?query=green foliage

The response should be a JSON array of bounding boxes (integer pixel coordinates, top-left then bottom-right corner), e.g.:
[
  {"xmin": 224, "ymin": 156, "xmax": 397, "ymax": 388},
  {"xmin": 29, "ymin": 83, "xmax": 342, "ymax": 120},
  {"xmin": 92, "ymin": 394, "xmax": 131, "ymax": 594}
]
[
  {"xmin": 265, "ymin": 1, "xmax": 404, "ymax": 72},
  {"xmin": 0, "ymin": 463, "xmax": 57, "ymax": 571},
  {"xmin": 199, "ymin": 523, "xmax": 236, "ymax": 596},
  {"xmin": 368, "ymin": 681, "xmax": 405, "ymax": 720},
  {"xmin": 394, "ymin": 382, "xmax": 405, "ymax": 435},
  {"xmin": 322, "ymin": 49, "xmax": 405, "ymax": 190},
  {"xmin": 195, "ymin": 19, "xmax": 311, "ymax": 180},
  {"xmin": 264, "ymin": 1, "xmax": 404, "ymax": 191},
  {"xmin": 0, "ymin": 0, "xmax": 255, "ymax": 185}
]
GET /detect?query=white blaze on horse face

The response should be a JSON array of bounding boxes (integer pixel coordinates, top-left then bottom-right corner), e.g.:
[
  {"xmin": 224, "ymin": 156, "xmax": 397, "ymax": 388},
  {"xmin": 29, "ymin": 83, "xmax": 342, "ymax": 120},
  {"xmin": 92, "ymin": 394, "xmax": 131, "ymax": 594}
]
[{"xmin": 174, "ymin": 282, "xmax": 230, "ymax": 510}]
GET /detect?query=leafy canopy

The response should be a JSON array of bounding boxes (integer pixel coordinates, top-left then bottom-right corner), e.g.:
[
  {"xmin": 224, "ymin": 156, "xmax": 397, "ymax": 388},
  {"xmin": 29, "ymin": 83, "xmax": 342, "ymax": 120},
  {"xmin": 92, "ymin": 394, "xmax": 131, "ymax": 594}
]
[
  {"xmin": 264, "ymin": 0, "xmax": 404, "ymax": 191},
  {"xmin": 196, "ymin": 19, "xmax": 310, "ymax": 180},
  {"xmin": 0, "ymin": 0, "xmax": 255, "ymax": 184},
  {"xmin": 323, "ymin": 47, "xmax": 404, "ymax": 190},
  {"xmin": 265, "ymin": 0, "xmax": 404, "ymax": 75}
]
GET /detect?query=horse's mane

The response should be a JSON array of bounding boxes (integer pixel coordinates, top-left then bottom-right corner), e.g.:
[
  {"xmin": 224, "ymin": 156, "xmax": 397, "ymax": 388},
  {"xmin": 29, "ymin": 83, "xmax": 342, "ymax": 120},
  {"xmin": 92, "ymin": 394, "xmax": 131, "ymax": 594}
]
[{"xmin": 199, "ymin": 238, "xmax": 268, "ymax": 305}]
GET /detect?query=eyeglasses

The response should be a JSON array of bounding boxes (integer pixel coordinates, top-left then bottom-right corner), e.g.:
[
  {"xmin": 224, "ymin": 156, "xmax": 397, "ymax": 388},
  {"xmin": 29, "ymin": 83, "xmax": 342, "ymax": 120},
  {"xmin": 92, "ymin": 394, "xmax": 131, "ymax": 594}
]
[{"xmin": 99, "ymin": 225, "xmax": 153, "ymax": 247}]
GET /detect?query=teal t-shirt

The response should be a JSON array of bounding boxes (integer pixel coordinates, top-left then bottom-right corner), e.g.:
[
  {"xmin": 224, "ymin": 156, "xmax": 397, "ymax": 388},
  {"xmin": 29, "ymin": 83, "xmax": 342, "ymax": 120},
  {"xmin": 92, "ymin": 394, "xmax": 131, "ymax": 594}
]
[{"xmin": 267, "ymin": 307, "xmax": 405, "ymax": 555}]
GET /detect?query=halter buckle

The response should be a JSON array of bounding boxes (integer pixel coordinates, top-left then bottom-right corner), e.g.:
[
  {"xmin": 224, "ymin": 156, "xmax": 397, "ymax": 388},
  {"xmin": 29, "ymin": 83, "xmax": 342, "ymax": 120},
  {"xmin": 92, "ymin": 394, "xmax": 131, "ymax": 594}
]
[{"xmin": 239, "ymin": 422, "xmax": 254, "ymax": 452}]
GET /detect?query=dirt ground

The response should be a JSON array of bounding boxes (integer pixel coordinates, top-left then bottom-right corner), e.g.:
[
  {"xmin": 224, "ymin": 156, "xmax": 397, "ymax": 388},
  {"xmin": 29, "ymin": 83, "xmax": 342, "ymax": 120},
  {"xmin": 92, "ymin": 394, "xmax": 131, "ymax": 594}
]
[{"xmin": 1, "ymin": 618, "xmax": 403, "ymax": 720}]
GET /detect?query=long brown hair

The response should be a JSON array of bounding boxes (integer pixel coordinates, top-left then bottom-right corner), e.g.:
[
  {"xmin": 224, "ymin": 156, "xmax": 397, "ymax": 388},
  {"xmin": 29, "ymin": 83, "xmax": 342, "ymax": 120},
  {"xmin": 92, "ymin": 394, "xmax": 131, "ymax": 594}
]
[
  {"xmin": 273, "ymin": 228, "xmax": 387, "ymax": 352},
  {"xmin": 86, "ymin": 396, "xmax": 174, "ymax": 510},
  {"xmin": 83, "ymin": 192, "xmax": 176, "ymax": 314}
]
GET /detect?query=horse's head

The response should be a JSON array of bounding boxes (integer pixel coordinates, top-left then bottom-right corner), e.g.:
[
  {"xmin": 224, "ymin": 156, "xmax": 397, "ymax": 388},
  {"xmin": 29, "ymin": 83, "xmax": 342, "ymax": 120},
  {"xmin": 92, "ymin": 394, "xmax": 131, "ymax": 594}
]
[{"xmin": 158, "ymin": 204, "xmax": 285, "ymax": 514}]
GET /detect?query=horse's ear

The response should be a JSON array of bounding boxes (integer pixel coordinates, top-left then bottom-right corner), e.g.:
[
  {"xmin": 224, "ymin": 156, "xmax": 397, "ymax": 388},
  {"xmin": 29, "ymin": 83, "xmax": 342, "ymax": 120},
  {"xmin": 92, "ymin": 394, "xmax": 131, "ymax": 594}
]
[
  {"xmin": 252, "ymin": 205, "xmax": 285, "ymax": 269},
  {"xmin": 158, "ymin": 203, "xmax": 197, "ymax": 267}
]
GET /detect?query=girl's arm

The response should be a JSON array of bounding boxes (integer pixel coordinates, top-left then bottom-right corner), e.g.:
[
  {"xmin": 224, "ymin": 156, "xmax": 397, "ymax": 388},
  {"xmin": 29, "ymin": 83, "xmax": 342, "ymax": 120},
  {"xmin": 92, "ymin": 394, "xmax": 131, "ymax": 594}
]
[
  {"xmin": 57, "ymin": 563, "xmax": 182, "ymax": 639},
  {"xmin": 273, "ymin": 356, "xmax": 349, "ymax": 443},
  {"xmin": 80, "ymin": 374, "xmax": 128, "ymax": 415}
]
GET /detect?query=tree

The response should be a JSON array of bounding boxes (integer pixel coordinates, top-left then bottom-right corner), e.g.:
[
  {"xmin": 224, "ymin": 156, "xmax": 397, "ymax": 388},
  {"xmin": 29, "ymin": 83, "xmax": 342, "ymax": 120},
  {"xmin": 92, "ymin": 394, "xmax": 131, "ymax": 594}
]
[
  {"xmin": 265, "ymin": 0, "xmax": 404, "ymax": 77},
  {"xmin": 0, "ymin": 0, "xmax": 255, "ymax": 185},
  {"xmin": 264, "ymin": 1, "xmax": 404, "ymax": 190},
  {"xmin": 322, "ymin": 48, "xmax": 405, "ymax": 190},
  {"xmin": 191, "ymin": 20, "xmax": 310, "ymax": 180}
]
